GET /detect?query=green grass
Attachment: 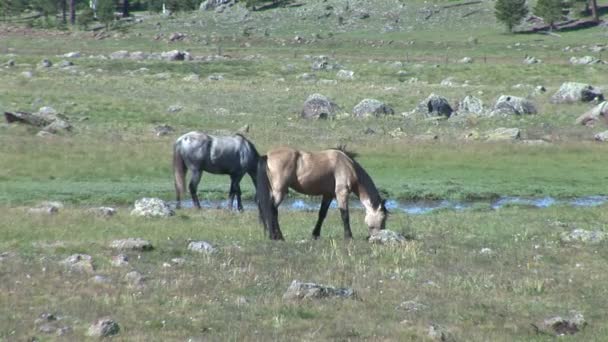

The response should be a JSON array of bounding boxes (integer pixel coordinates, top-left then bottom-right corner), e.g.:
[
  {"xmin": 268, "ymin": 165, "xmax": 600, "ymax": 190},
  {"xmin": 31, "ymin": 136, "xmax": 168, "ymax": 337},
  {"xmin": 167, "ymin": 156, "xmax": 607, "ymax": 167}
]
[{"xmin": 1, "ymin": 0, "xmax": 608, "ymax": 339}]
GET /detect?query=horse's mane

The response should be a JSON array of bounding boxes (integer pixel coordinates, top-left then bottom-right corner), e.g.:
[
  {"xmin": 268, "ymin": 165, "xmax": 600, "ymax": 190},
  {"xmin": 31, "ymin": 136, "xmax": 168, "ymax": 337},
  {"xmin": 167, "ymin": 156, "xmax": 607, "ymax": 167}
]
[{"xmin": 333, "ymin": 145, "xmax": 358, "ymax": 160}]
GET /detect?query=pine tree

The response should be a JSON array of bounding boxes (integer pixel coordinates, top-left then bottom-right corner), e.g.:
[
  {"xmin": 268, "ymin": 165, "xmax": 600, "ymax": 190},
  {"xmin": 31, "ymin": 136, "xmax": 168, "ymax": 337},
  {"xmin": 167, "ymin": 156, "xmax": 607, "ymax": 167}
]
[
  {"xmin": 534, "ymin": 0, "xmax": 566, "ymax": 29},
  {"xmin": 495, "ymin": 0, "xmax": 529, "ymax": 33}
]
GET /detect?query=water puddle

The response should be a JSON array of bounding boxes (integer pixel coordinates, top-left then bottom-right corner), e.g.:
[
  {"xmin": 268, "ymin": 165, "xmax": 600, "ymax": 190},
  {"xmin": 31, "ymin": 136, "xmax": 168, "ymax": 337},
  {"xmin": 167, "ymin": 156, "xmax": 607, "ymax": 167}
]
[{"xmin": 174, "ymin": 195, "xmax": 608, "ymax": 214}]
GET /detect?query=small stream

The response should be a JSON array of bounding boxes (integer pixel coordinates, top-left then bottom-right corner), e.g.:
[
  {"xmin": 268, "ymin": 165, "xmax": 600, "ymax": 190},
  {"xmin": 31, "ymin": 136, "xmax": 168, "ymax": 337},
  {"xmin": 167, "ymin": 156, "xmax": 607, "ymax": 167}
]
[{"xmin": 174, "ymin": 195, "xmax": 608, "ymax": 214}]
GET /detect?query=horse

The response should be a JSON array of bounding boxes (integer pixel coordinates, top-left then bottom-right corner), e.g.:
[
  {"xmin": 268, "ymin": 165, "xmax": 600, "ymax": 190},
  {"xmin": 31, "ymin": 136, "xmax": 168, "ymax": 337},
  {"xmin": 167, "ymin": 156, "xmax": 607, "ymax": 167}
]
[
  {"xmin": 256, "ymin": 146, "xmax": 388, "ymax": 240},
  {"xmin": 173, "ymin": 131, "xmax": 259, "ymax": 211}
]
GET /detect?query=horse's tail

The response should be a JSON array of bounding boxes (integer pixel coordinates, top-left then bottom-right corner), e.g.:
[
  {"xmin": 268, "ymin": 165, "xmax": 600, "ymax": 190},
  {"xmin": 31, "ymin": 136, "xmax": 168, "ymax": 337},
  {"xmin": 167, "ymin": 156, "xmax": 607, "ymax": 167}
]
[
  {"xmin": 256, "ymin": 156, "xmax": 274, "ymax": 237},
  {"xmin": 173, "ymin": 144, "xmax": 187, "ymax": 208}
]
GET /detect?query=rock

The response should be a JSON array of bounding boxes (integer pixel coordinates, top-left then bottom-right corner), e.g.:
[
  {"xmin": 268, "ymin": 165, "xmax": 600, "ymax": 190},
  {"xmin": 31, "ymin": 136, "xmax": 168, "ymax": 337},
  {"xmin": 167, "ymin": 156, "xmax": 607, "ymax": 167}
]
[
  {"xmin": 183, "ymin": 74, "xmax": 200, "ymax": 82},
  {"xmin": 4, "ymin": 59, "xmax": 15, "ymax": 67},
  {"xmin": 352, "ymin": 99, "xmax": 394, "ymax": 118},
  {"xmin": 207, "ymin": 74, "xmax": 224, "ymax": 81},
  {"xmin": 534, "ymin": 311, "xmax": 586, "ymax": 336},
  {"xmin": 36, "ymin": 130, "xmax": 55, "ymax": 138},
  {"xmin": 594, "ymin": 130, "xmax": 608, "ymax": 141},
  {"xmin": 301, "ymin": 94, "xmax": 340, "ymax": 119},
  {"xmin": 168, "ymin": 32, "xmax": 186, "ymax": 42},
  {"xmin": 569, "ymin": 56, "xmax": 604, "ymax": 65},
  {"xmin": 110, "ymin": 238, "xmax": 153, "ymax": 251},
  {"xmin": 188, "ymin": 241, "xmax": 216, "ymax": 254},
  {"xmin": 62, "ymin": 51, "xmax": 81, "ymax": 58},
  {"xmin": 296, "ymin": 73, "xmax": 317, "ymax": 83},
  {"xmin": 428, "ymin": 324, "xmax": 455, "ymax": 342},
  {"xmin": 368, "ymin": 230, "xmax": 407, "ymax": 245},
  {"xmin": 38, "ymin": 59, "xmax": 52, "ymax": 68},
  {"xmin": 42, "ymin": 119, "xmax": 72, "ymax": 134},
  {"xmin": 457, "ymin": 95, "xmax": 484, "ymax": 115},
  {"xmin": 21, "ymin": 71, "xmax": 33, "ymax": 78},
  {"xmin": 311, "ymin": 55, "xmax": 330, "ymax": 71},
  {"xmin": 130, "ymin": 198, "xmax": 174, "ymax": 218},
  {"xmin": 440, "ymin": 77, "xmax": 457, "ymax": 87},
  {"xmin": 125, "ymin": 270, "xmax": 146, "ymax": 288},
  {"xmin": 459, "ymin": 57, "xmax": 473, "ymax": 64},
  {"xmin": 129, "ymin": 51, "xmax": 148, "ymax": 60},
  {"xmin": 111, "ymin": 254, "xmax": 129, "ymax": 267},
  {"xmin": 154, "ymin": 124, "xmax": 174, "ymax": 137},
  {"xmin": 86, "ymin": 318, "xmax": 120, "ymax": 337},
  {"xmin": 524, "ymin": 56, "xmax": 542, "ymax": 64},
  {"xmin": 417, "ymin": 94, "xmax": 454, "ymax": 118},
  {"xmin": 87, "ymin": 206, "xmax": 117, "ymax": 217},
  {"xmin": 318, "ymin": 79, "xmax": 337, "ymax": 86},
  {"xmin": 576, "ymin": 102, "xmax": 608, "ymax": 126},
  {"xmin": 551, "ymin": 82, "xmax": 604, "ymax": 104},
  {"xmin": 167, "ymin": 105, "xmax": 183, "ymax": 113},
  {"xmin": 161, "ymin": 50, "xmax": 186, "ymax": 61},
  {"xmin": 283, "ymin": 280, "xmax": 356, "ymax": 301},
  {"xmin": 28, "ymin": 201, "xmax": 63, "ymax": 214},
  {"xmin": 492, "ymin": 95, "xmax": 537, "ymax": 115},
  {"xmin": 336, "ymin": 69, "xmax": 355, "ymax": 80},
  {"xmin": 61, "ymin": 254, "xmax": 94, "ymax": 273},
  {"xmin": 560, "ymin": 229, "xmax": 605, "ymax": 244},
  {"xmin": 396, "ymin": 300, "xmax": 427, "ymax": 312},
  {"xmin": 199, "ymin": 0, "xmax": 234, "ymax": 11},
  {"xmin": 110, "ymin": 50, "xmax": 130, "ymax": 60},
  {"xmin": 57, "ymin": 60, "xmax": 73, "ymax": 68},
  {"xmin": 485, "ymin": 127, "xmax": 521, "ymax": 141},
  {"xmin": 479, "ymin": 247, "xmax": 494, "ymax": 255}
]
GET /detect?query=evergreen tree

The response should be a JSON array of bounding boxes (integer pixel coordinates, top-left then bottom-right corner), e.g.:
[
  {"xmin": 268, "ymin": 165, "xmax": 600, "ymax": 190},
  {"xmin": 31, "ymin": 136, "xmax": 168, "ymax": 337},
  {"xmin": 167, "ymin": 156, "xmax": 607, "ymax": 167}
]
[
  {"xmin": 96, "ymin": 0, "xmax": 114, "ymax": 28},
  {"xmin": 495, "ymin": 0, "xmax": 528, "ymax": 32},
  {"xmin": 535, "ymin": 0, "xmax": 567, "ymax": 29}
]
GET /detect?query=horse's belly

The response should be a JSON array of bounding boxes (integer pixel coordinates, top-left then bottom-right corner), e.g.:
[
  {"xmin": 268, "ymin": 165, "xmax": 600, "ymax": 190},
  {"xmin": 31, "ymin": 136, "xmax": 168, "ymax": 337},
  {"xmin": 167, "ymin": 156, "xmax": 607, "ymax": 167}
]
[{"xmin": 290, "ymin": 176, "xmax": 335, "ymax": 196}]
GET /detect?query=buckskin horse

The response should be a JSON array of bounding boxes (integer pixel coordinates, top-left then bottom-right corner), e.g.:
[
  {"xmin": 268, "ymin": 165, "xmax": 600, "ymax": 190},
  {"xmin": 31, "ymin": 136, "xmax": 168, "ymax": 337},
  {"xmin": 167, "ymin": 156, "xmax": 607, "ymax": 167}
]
[
  {"xmin": 173, "ymin": 131, "xmax": 259, "ymax": 211},
  {"xmin": 256, "ymin": 147, "xmax": 388, "ymax": 240}
]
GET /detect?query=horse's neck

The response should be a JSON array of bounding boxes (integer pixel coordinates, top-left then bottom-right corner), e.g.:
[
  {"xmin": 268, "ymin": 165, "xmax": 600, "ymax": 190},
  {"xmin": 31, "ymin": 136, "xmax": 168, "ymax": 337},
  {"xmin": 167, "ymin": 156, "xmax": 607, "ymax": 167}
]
[{"xmin": 354, "ymin": 176, "xmax": 380, "ymax": 212}]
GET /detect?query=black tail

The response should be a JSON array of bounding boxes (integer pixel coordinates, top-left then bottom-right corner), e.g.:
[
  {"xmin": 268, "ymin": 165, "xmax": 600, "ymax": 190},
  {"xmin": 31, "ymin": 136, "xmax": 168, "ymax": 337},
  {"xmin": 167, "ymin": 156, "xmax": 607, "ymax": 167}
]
[{"xmin": 256, "ymin": 156, "xmax": 273, "ymax": 236}]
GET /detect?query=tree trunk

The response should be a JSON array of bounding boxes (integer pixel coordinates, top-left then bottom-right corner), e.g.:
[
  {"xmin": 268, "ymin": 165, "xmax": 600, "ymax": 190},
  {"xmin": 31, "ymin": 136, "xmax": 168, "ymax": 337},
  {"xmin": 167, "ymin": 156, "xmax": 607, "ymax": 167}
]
[
  {"xmin": 590, "ymin": 0, "xmax": 599, "ymax": 22},
  {"xmin": 69, "ymin": 0, "xmax": 75, "ymax": 24},
  {"xmin": 122, "ymin": 0, "xmax": 129, "ymax": 17},
  {"xmin": 61, "ymin": 0, "xmax": 67, "ymax": 24}
]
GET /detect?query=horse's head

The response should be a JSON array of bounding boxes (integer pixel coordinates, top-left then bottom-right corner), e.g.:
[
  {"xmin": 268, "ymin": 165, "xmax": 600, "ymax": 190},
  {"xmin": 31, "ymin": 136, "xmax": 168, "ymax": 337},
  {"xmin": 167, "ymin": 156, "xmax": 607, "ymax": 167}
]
[{"xmin": 365, "ymin": 199, "xmax": 389, "ymax": 235}]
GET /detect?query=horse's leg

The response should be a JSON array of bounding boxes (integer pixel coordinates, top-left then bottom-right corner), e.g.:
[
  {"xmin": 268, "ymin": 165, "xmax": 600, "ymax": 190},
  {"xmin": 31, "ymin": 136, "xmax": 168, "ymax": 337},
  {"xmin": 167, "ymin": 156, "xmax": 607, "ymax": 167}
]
[
  {"xmin": 312, "ymin": 195, "xmax": 332, "ymax": 240},
  {"xmin": 336, "ymin": 190, "xmax": 353, "ymax": 239},
  {"xmin": 231, "ymin": 174, "xmax": 245, "ymax": 212},
  {"xmin": 228, "ymin": 176, "xmax": 236, "ymax": 211},
  {"xmin": 270, "ymin": 189, "xmax": 286, "ymax": 240},
  {"xmin": 189, "ymin": 170, "xmax": 203, "ymax": 209}
]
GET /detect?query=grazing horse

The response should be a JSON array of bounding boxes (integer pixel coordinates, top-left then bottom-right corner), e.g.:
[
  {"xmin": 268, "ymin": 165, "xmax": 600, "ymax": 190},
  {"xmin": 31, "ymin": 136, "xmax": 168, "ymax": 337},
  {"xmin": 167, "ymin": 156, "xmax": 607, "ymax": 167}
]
[
  {"xmin": 173, "ymin": 131, "xmax": 259, "ymax": 211},
  {"xmin": 256, "ymin": 147, "xmax": 388, "ymax": 240}
]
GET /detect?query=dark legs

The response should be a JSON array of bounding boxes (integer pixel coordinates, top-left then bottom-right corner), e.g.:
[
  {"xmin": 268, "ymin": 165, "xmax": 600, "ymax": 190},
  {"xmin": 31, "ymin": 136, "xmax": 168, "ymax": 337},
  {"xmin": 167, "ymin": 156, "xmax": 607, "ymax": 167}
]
[
  {"xmin": 189, "ymin": 170, "xmax": 203, "ymax": 209},
  {"xmin": 312, "ymin": 196, "xmax": 332, "ymax": 239},
  {"xmin": 228, "ymin": 174, "xmax": 245, "ymax": 211},
  {"xmin": 340, "ymin": 208, "xmax": 353, "ymax": 239},
  {"xmin": 269, "ymin": 204, "xmax": 284, "ymax": 240}
]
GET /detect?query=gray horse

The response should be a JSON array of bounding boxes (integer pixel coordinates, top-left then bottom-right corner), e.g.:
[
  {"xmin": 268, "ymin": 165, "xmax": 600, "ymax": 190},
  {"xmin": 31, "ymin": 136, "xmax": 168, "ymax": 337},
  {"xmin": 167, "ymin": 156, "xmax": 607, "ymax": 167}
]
[{"xmin": 173, "ymin": 131, "xmax": 259, "ymax": 211}]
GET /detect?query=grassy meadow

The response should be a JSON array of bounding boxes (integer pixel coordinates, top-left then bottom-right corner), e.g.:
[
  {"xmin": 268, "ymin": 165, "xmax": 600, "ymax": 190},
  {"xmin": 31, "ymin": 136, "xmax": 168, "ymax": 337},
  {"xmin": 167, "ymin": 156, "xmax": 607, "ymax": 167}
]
[{"xmin": 1, "ymin": 0, "xmax": 608, "ymax": 340}]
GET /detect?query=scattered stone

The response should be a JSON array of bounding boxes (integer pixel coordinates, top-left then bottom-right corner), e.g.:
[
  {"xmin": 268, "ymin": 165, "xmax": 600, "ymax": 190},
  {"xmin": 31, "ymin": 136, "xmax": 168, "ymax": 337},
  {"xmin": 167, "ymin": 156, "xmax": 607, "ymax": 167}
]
[
  {"xmin": 4, "ymin": 108, "xmax": 71, "ymax": 134},
  {"xmin": 397, "ymin": 300, "xmax": 427, "ymax": 313},
  {"xmin": 109, "ymin": 50, "xmax": 130, "ymax": 60},
  {"xmin": 207, "ymin": 74, "xmax": 224, "ymax": 81},
  {"xmin": 301, "ymin": 93, "xmax": 340, "ymax": 119},
  {"xmin": 492, "ymin": 95, "xmax": 537, "ymax": 115},
  {"xmin": 28, "ymin": 201, "xmax": 63, "ymax": 215},
  {"xmin": 576, "ymin": 102, "xmax": 608, "ymax": 126},
  {"xmin": 171, "ymin": 257, "xmax": 186, "ymax": 265},
  {"xmin": 569, "ymin": 56, "xmax": 604, "ymax": 65},
  {"xmin": 533, "ymin": 311, "xmax": 586, "ymax": 336},
  {"xmin": 417, "ymin": 93, "xmax": 453, "ymax": 118},
  {"xmin": 594, "ymin": 130, "xmax": 608, "ymax": 141},
  {"xmin": 283, "ymin": 280, "xmax": 356, "ymax": 301},
  {"xmin": 130, "ymin": 198, "xmax": 174, "ymax": 217},
  {"xmin": 479, "ymin": 247, "xmax": 494, "ymax": 255},
  {"xmin": 428, "ymin": 323, "xmax": 455, "ymax": 342},
  {"xmin": 87, "ymin": 206, "xmax": 117, "ymax": 217},
  {"xmin": 459, "ymin": 57, "xmax": 473, "ymax": 64},
  {"xmin": 199, "ymin": 0, "xmax": 235, "ymax": 11},
  {"xmin": 125, "ymin": 271, "xmax": 146, "ymax": 288},
  {"xmin": 336, "ymin": 69, "xmax": 355, "ymax": 80},
  {"xmin": 524, "ymin": 56, "xmax": 542, "ymax": 64},
  {"xmin": 551, "ymin": 82, "xmax": 604, "ymax": 104},
  {"xmin": 111, "ymin": 254, "xmax": 129, "ymax": 267},
  {"xmin": 183, "ymin": 74, "xmax": 200, "ymax": 82},
  {"xmin": 169, "ymin": 32, "xmax": 186, "ymax": 42},
  {"xmin": 440, "ymin": 77, "xmax": 457, "ymax": 87},
  {"xmin": 86, "ymin": 318, "xmax": 120, "ymax": 337},
  {"xmin": 485, "ymin": 127, "xmax": 521, "ymax": 141},
  {"xmin": 38, "ymin": 59, "xmax": 52, "ymax": 68},
  {"xmin": 57, "ymin": 60, "xmax": 73, "ymax": 68},
  {"xmin": 560, "ymin": 229, "xmax": 605, "ymax": 244},
  {"xmin": 188, "ymin": 240, "xmax": 216, "ymax": 254},
  {"xmin": 62, "ymin": 51, "xmax": 81, "ymax": 58},
  {"xmin": 4, "ymin": 59, "xmax": 15, "ymax": 67},
  {"xmin": 457, "ymin": 95, "xmax": 484, "ymax": 115},
  {"xmin": 311, "ymin": 55, "xmax": 332, "ymax": 71},
  {"xmin": 368, "ymin": 230, "xmax": 407, "ymax": 245},
  {"xmin": 154, "ymin": 124, "xmax": 174, "ymax": 137},
  {"xmin": 129, "ymin": 51, "xmax": 148, "ymax": 60},
  {"xmin": 167, "ymin": 105, "xmax": 183, "ymax": 113},
  {"xmin": 352, "ymin": 99, "xmax": 394, "ymax": 118},
  {"xmin": 36, "ymin": 131, "xmax": 55, "ymax": 138},
  {"xmin": 110, "ymin": 238, "xmax": 153, "ymax": 251},
  {"xmin": 162, "ymin": 50, "xmax": 190, "ymax": 61},
  {"xmin": 61, "ymin": 254, "xmax": 94, "ymax": 273},
  {"xmin": 318, "ymin": 79, "xmax": 337, "ymax": 86},
  {"xmin": 296, "ymin": 73, "xmax": 317, "ymax": 83}
]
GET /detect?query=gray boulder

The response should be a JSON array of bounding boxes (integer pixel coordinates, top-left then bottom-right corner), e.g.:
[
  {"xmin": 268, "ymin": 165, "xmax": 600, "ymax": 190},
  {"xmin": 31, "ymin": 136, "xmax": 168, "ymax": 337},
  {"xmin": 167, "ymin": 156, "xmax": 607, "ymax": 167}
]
[
  {"xmin": 62, "ymin": 51, "xmax": 81, "ymax": 58},
  {"xmin": 125, "ymin": 270, "xmax": 146, "ymax": 288},
  {"xmin": 595, "ymin": 131, "xmax": 608, "ymax": 141},
  {"xmin": 28, "ymin": 201, "xmax": 62, "ymax": 214},
  {"xmin": 534, "ymin": 311, "xmax": 586, "ymax": 336},
  {"xmin": 492, "ymin": 95, "xmax": 537, "ymax": 115},
  {"xmin": 301, "ymin": 94, "xmax": 340, "ymax": 119},
  {"xmin": 417, "ymin": 93, "xmax": 453, "ymax": 118},
  {"xmin": 575, "ymin": 101, "xmax": 608, "ymax": 126},
  {"xmin": 458, "ymin": 95, "xmax": 484, "ymax": 115},
  {"xmin": 368, "ymin": 230, "xmax": 407, "ymax": 245},
  {"xmin": 110, "ymin": 50, "xmax": 130, "ymax": 60},
  {"xmin": 111, "ymin": 254, "xmax": 129, "ymax": 267},
  {"xmin": 87, "ymin": 206, "xmax": 117, "ymax": 217},
  {"xmin": 311, "ymin": 55, "xmax": 339, "ymax": 71},
  {"xmin": 353, "ymin": 99, "xmax": 394, "ymax": 118},
  {"xmin": 199, "ymin": 0, "xmax": 235, "ymax": 11},
  {"xmin": 551, "ymin": 82, "xmax": 604, "ymax": 104},
  {"xmin": 86, "ymin": 318, "xmax": 120, "ymax": 337},
  {"xmin": 336, "ymin": 69, "xmax": 355, "ymax": 80},
  {"xmin": 130, "ymin": 198, "xmax": 174, "ymax": 217},
  {"xmin": 569, "ymin": 56, "xmax": 604, "ymax": 65},
  {"xmin": 188, "ymin": 240, "xmax": 216, "ymax": 254},
  {"xmin": 61, "ymin": 254, "xmax": 94, "ymax": 273},
  {"xmin": 485, "ymin": 128, "xmax": 521, "ymax": 141},
  {"xmin": 524, "ymin": 56, "xmax": 542, "ymax": 64},
  {"xmin": 110, "ymin": 238, "xmax": 153, "ymax": 251},
  {"xmin": 283, "ymin": 280, "xmax": 356, "ymax": 300},
  {"xmin": 560, "ymin": 229, "xmax": 605, "ymax": 244},
  {"xmin": 38, "ymin": 59, "xmax": 52, "ymax": 68},
  {"xmin": 161, "ymin": 50, "xmax": 189, "ymax": 61}
]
